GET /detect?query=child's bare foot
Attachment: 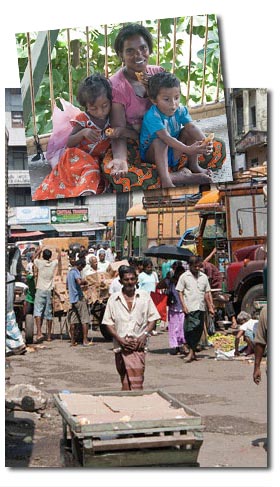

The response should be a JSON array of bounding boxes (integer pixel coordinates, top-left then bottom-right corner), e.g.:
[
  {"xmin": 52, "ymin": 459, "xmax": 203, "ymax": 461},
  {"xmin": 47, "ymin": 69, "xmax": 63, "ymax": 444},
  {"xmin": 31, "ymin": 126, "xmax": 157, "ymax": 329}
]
[
  {"xmin": 171, "ymin": 168, "xmax": 212, "ymax": 186},
  {"xmin": 161, "ymin": 180, "xmax": 176, "ymax": 188},
  {"xmin": 107, "ymin": 158, "xmax": 128, "ymax": 178}
]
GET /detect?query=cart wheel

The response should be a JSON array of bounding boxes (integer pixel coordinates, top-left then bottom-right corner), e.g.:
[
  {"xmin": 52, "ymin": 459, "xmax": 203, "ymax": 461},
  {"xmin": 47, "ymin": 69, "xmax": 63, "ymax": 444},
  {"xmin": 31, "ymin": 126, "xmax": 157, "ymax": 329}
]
[
  {"xmin": 25, "ymin": 314, "xmax": 34, "ymax": 344},
  {"xmin": 99, "ymin": 325, "xmax": 113, "ymax": 342}
]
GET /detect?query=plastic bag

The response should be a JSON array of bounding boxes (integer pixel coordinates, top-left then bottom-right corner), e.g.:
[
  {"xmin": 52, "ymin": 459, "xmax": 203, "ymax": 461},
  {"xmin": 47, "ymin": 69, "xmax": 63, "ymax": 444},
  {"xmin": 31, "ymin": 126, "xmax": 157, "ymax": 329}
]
[
  {"xmin": 207, "ymin": 315, "xmax": 216, "ymax": 336},
  {"xmin": 150, "ymin": 291, "xmax": 168, "ymax": 322},
  {"xmin": 46, "ymin": 98, "xmax": 82, "ymax": 168}
]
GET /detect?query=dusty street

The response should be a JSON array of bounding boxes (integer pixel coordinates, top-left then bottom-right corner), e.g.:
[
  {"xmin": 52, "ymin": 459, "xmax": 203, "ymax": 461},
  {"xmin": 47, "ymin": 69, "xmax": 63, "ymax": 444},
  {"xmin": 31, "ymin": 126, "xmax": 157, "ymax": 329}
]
[{"xmin": 5, "ymin": 319, "xmax": 268, "ymax": 472}]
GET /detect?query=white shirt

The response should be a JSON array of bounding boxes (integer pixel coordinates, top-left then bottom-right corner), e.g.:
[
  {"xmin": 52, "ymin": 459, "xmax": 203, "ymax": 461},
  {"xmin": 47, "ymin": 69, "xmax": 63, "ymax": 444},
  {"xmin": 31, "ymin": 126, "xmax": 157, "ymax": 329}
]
[
  {"xmin": 102, "ymin": 289, "xmax": 161, "ymax": 347},
  {"xmin": 34, "ymin": 258, "xmax": 58, "ymax": 291},
  {"xmin": 138, "ymin": 271, "xmax": 159, "ymax": 293},
  {"xmin": 97, "ymin": 260, "xmax": 110, "ymax": 272},
  {"xmin": 109, "ymin": 277, "xmax": 122, "ymax": 295},
  {"xmin": 240, "ymin": 319, "xmax": 259, "ymax": 334},
  {"xmin": 105, "ymin": 248, "xmax": 116, "ymax": 263},
  {"xmin": 176, "ymin": 270, "xmax": 211, "ymax": 312}
]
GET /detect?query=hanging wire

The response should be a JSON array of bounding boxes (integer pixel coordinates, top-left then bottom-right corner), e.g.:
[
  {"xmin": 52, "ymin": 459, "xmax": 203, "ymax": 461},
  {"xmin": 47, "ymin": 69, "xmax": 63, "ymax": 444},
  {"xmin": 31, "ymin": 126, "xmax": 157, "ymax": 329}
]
[
  {"xmin": 201, "ymin": 14, "xmax": 209, "ymax": 105},
  {"xmin": 26, "ymin": 32, "xmax": 37, "ymax": 137},
  {"xmin": 186, "ymin": 16, "xmax": 193, "ymax": 106},
  {"xmin": 156, "ymin": 19, "xmax": 160, "ymax": 66},
  {"xmin": 27, "ymin": 32, "xmax": 45, "ymax": 160},
  {"xmin": 47, "ymin": 30, "xmax": 55, "ymax": 113},
  {"xmin": 86, "ymin": 26, "xmax": 90, "ymax": 77},
  {"xmin": 66, "ymin": 29, "xmax": 73, "ymax": 103},
  {"xmin": 104, "ymin": 24, "xmax": 108, "ymax": 78},
  {"xmin": 172, "ymin": 18, "xmax": 177, "ymax": 74},
  {"xmin": 215, "ymin": 58, "xmax": 221, "ymax": 103}
]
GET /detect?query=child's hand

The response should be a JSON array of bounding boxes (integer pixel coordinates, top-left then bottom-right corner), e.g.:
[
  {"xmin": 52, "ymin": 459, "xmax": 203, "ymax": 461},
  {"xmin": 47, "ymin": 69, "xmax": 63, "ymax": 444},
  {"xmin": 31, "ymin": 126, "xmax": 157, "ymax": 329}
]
[
  {"xmin": 135, "ymin": 71, "xmax": 151, "ymax": 90},
  {"xmin": 107, "ymin": 158, "xmax": 128, "ymax": 179},
  {"xmin": 187, "ymin": 140, "xmax": 209, "ymax": 155},
  {"xmin": 83, "ymin": 128, "xmax": 101, "ymax": 143}
]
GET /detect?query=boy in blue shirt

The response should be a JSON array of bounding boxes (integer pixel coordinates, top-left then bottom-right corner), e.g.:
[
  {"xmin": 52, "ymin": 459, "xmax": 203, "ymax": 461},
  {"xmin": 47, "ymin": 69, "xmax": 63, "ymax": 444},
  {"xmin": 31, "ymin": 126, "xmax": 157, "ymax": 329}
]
[
  {"xmin": 140, "ymin": 72, "xmax": 213, "ymax": 188},
  {"xmin": 66, "ymin": 258, "xmax": 93, "ymax": 347}
]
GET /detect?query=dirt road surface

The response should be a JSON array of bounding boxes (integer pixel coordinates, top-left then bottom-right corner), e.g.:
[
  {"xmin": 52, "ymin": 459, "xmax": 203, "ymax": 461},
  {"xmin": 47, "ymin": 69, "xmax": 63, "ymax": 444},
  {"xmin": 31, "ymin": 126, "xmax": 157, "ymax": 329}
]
[{"xmin": 5, "ymin": 323, "xmax": 267, "ymax": 474}]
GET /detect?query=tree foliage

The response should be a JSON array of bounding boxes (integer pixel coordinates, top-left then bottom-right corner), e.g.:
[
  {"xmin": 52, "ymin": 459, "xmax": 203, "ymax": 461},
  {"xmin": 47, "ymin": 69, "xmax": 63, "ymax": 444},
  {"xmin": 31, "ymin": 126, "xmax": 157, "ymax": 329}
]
[{"xmin": 16, "ymin": 15, "xmax": 224, "ymax": 137}]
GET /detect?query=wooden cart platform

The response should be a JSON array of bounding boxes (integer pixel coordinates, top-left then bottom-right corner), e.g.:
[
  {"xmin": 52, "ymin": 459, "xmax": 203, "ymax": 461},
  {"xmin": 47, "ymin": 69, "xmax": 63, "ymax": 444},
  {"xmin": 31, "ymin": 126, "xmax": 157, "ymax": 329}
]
[{"xmin": 54, "ymin": 389, "xmax": 204, "ymax": 467}]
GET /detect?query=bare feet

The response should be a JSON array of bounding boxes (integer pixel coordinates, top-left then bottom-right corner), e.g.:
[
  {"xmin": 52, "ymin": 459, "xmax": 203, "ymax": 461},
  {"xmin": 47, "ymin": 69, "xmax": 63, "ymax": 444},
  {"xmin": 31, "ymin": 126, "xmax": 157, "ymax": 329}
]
[
  {"xmin": 35, "ymin": 335, "xmax": 44, "ymax": 344},
  {"xmin": 171, "ymin": 168, "xmax": 212, "ymax": 186},
  {"xmin": 107, "ymin": 158, "xmax": 128, "ymax": 178},
  {"xmin": 184, "ymin": 350, "xmax": 195, "ymax": 363}
]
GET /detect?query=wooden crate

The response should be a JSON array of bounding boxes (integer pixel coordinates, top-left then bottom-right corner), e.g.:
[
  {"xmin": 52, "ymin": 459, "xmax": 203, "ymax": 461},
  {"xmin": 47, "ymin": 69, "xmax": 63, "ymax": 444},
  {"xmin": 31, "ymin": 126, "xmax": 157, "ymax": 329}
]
[{"xmin": 54, "ymin": 389, "xmax": 204, "ymax": 467}]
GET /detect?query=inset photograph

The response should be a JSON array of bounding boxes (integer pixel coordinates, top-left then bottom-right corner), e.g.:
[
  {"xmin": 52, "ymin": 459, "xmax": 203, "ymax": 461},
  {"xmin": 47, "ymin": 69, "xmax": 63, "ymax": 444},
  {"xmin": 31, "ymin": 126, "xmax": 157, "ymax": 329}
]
[{"xmin": 15, "ymin": 15, "xmax": 232, "ymax": 201}]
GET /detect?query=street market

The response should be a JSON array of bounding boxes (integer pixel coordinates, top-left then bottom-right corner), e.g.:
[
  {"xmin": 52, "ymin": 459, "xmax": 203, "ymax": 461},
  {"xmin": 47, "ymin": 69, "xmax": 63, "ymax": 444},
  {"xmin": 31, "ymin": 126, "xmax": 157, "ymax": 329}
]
[{"xmin": 5, "ymin": 237, "xmax": 267, "ymax": 468}]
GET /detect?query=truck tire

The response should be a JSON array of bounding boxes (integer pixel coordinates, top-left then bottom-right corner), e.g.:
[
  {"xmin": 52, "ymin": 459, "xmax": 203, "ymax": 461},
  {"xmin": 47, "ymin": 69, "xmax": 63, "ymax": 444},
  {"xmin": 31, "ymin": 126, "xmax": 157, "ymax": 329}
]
[
  {"xmin": 241, "ymin": 284, "xmax": 265, "ymax": 316},
  {"xmin": 25, "ymin": 314, "xmax": 34, "ymax": 344}
]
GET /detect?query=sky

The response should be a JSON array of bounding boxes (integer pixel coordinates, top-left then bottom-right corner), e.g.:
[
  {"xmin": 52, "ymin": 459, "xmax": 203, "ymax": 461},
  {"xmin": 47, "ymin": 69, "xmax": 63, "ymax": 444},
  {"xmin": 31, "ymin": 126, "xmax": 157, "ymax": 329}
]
[{"xmin": 1, "ymin": 1, "xmax": 278, "ymax": 486}]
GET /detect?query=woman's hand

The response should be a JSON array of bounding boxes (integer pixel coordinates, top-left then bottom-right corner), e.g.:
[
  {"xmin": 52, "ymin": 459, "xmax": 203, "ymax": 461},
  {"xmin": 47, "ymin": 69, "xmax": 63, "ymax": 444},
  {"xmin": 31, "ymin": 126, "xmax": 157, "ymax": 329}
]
[{"xmin": 107, "ymin": 158, "xmax": 128, "ymax": 178}]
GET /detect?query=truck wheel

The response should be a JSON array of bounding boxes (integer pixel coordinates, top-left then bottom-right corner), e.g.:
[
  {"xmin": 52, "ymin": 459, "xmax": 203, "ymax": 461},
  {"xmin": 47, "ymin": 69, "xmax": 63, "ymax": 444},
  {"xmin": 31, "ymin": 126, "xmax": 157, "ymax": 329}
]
[
  {"xmin": 25, "ymin": 314, "xmax": 34, "ymax": 344},
  {"xmin": 241, "ymin": 284, "xmax": 265, "ymax": 316},
  {"xmin": 99, "ymin": 325, "xmax": 113, "ymax": 342}
]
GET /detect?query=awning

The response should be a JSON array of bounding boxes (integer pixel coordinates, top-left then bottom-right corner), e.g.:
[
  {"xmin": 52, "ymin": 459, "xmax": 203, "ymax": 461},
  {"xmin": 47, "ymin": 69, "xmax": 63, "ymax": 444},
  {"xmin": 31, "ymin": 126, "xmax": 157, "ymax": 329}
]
[
  {"xmin": 126, "ymin": 203, "xmax": 147, "ymax": 219},
  {"xmin": 24, "ymin": 224, "xmax": 55, "ymax": 232},
  {"xmin": 51, "ymin": 222, "xmax": 106, "ymax": 233},
  {"xmin": 10, "ymin": 231, "xmax": 45, "ymax": 237}
]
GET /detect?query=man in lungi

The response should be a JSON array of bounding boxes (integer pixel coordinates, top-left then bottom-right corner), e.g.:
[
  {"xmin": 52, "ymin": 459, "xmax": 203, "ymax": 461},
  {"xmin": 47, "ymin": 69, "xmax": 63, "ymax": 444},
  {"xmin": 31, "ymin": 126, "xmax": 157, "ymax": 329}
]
[
  {"xmin": 66, "ymin": 258, "xmax": 93, "ymax": 347},
  {"xmin": 176, "ymin": 256, "xmax": 214, "ymax": 363},
  {"xmin": 102, "ymin": 266, "xmax": 160, "ymax": 390}
]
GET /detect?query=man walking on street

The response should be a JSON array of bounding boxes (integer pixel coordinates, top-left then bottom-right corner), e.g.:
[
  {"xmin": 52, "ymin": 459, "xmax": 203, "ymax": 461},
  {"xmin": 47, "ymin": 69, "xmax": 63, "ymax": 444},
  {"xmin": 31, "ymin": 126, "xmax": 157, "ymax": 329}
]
[
  {"xmin": 176, "ymin": 255, "xmax": 215, "ymax": 363},
  {"xmin": 102, "ymin": 266, "xmax": 160, "ymax": 390},
  {"xmin": 66, "ymin": 258, "xmax": 93, "ymax": 347},
  {"xmin": 33, "ymin": 246, "xmax": 61, "ymax": 342}
]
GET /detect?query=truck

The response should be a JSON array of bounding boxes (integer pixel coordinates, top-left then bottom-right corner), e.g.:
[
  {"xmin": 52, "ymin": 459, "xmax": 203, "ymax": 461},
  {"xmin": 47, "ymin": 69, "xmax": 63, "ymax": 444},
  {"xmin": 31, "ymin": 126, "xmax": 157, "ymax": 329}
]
[{"xmin": 179, "ymin": 179, "xmax": 267, "ymax": 315}]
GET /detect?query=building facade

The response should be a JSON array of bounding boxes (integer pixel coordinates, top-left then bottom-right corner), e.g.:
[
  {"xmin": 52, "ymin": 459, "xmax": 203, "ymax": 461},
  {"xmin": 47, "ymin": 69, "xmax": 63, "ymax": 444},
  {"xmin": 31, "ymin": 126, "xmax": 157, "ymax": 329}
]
[
  {"xmin": 5, "ymin": 88, "xmax": 116, "ymax": 246},
  {"xmin": 227, "ymin": 88, "xmax": 267, "ymax": 176}
]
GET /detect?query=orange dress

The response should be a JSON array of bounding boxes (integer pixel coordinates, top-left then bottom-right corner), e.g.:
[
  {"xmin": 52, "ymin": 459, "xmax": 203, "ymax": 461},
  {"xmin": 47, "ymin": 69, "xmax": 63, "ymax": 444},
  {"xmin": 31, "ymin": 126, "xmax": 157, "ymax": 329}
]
[{"xmin": 32, "ymin": 112, "xmax": 111, "ymax": 200}]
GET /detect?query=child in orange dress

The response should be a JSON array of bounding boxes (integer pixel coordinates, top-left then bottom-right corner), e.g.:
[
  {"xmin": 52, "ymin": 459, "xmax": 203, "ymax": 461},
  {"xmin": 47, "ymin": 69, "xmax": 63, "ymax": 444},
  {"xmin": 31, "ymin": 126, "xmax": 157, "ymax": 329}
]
[{"xmin": 32, "ymin": 74, "xmax": 113, "ymax": 200}]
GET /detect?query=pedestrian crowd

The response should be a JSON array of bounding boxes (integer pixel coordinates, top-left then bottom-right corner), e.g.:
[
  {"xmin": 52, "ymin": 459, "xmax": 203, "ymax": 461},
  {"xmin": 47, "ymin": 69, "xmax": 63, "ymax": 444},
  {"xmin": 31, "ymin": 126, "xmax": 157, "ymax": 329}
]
[{"xmin": 6, "ymin": 243, "xmax": 267, "ymax": 392}]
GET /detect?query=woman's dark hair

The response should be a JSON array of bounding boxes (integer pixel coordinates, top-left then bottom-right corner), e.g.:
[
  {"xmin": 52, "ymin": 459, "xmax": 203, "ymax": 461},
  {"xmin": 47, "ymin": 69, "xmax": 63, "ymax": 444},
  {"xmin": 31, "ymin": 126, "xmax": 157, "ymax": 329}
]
[
  {"xmin": 142, "ymin": 258, "xmax": 153, "ymax": 270},
  {"xmin": 148, "ymin": 72, "xmax": 180, "ymax": 100},
  {"xmin": 114, "ymin": 23, "xmax": 154, "ymax": 56},
  {"xmin": 173, "ymin": 264, "xmax": 185, "ymax": 284},
  {"xmin": 77, "ymin": 73, "xmax": 112, "ymax": 108}
]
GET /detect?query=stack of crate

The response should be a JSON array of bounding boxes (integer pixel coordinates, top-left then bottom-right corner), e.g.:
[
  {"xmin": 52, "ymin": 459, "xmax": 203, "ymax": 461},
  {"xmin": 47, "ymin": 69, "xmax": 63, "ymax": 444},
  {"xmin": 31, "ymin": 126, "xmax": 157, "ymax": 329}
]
[
  {"xmin": 84, "ymin": 272, "xmax": 111, "ymax": 304},
  {"xmin": 51, "ymin": 249, "xmax": 70, "ymax": 314}
]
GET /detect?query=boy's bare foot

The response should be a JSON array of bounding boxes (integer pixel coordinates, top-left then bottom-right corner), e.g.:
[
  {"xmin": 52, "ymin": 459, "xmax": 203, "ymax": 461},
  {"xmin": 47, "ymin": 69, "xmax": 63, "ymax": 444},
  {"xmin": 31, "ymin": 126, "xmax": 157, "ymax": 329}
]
[{"xmin": 171, "ymin": 168, "xmax": 212, "ymax": 186}]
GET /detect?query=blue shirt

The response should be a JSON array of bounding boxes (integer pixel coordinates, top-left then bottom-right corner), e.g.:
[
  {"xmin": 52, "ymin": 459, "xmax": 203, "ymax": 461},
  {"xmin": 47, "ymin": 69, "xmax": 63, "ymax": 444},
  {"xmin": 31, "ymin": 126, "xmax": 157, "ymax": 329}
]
[
  {"xmin": 140, "ymin": 105, "xmax": 192, "ymax": 166},
  {"xmin": 66, "ymin": 267, "xmax": 83, "ymax": 304}
]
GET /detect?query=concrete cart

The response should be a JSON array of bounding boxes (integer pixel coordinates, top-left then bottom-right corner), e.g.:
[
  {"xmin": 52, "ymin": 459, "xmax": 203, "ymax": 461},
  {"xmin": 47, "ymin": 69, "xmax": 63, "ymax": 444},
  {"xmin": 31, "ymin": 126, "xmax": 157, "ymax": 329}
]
[{"xmin": 54, "ymin": 389, "xmax": 204, "ymax": 467}]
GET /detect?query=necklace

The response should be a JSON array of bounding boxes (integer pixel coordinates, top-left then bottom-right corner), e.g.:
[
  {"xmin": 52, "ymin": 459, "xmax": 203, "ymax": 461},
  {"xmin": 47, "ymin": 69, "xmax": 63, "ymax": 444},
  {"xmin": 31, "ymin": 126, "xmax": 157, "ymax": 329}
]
[{"xmin": 123, "ymin": 68, "xmax": 147, "ymax": 98}]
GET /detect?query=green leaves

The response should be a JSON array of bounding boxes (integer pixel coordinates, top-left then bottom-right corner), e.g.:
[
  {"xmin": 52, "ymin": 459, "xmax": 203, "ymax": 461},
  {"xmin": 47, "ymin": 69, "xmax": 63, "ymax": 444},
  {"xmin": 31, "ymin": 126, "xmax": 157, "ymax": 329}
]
[{"xmin": 16, "ymin": 15, "xmax": 224, "ymax": 136}]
